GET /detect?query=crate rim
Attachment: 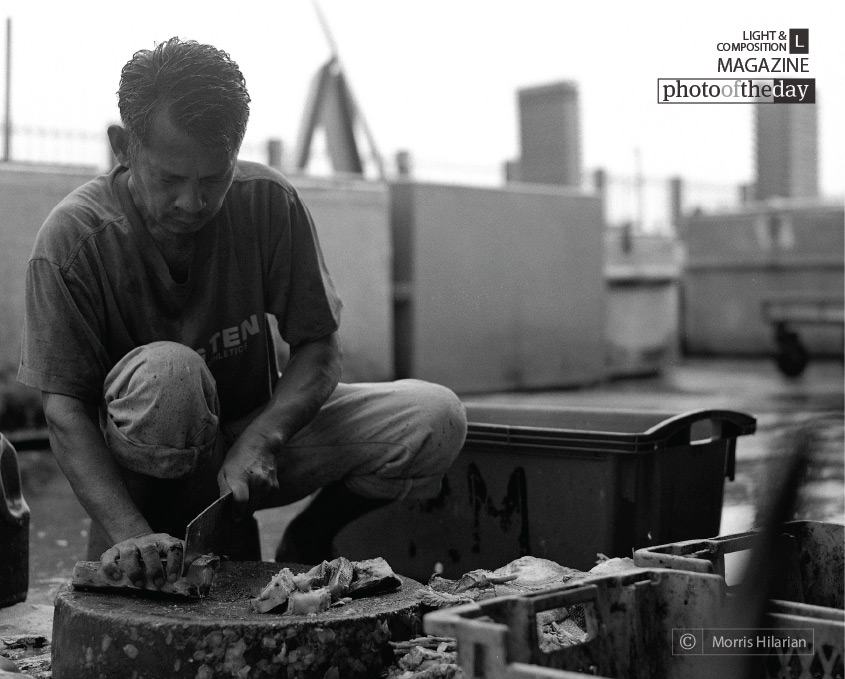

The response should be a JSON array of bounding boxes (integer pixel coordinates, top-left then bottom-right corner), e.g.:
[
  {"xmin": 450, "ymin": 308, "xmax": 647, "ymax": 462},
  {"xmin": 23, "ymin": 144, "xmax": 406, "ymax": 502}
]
[{"xmin": 465, "ymin": 407, "xmax": 757, "ymax": 453}]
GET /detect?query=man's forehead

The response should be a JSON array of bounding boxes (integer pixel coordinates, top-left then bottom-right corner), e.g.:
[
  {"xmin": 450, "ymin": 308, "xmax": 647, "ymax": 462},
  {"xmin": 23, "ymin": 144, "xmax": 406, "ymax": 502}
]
[
  {"xmin": 144, "ymin": 149, "xmax": 236, "ymax": 179},
  {"xmin": 141, "ymin": 112, "xmax": 236, "ymax": 177}
]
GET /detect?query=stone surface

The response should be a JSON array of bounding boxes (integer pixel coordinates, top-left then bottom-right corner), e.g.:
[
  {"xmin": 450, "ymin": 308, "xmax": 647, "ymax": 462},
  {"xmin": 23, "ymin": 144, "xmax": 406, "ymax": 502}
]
[{"xmin": 51, "ymin": 561, "xmax": 422, "ymax": 679}]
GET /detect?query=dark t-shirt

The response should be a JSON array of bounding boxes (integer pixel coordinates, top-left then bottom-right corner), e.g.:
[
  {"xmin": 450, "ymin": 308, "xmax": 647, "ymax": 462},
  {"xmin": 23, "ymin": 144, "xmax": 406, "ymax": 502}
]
[{"xmin": 17, "ymin": 160, "xmax": 342, "ymax": 421}]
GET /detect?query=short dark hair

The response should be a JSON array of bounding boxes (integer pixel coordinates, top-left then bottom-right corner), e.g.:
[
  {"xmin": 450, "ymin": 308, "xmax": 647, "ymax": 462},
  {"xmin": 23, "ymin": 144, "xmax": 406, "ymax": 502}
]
[{"xmin": 117, "ymin": 37, "xmax": 251, "ymax": 155}]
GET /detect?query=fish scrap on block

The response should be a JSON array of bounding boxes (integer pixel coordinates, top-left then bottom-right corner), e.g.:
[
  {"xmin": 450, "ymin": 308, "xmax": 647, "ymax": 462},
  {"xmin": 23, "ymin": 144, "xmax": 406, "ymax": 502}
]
[
  {"xmin": 251, "ymin": 556, "xmax": 401, "ymax": 614},
  {"xmin": 70, "ymin": 554, "xmax": 220, "ymax": 599}
]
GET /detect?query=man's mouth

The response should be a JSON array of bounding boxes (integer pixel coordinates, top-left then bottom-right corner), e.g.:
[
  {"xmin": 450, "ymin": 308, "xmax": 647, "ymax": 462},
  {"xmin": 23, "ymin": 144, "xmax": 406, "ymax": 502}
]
[{"xmin": 170, "ymin": 216, "xmax": 203, "ymax": 228}]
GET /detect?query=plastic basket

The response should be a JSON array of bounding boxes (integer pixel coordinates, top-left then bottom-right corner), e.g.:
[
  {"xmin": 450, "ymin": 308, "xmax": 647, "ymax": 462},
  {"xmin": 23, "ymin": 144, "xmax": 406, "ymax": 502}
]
[
  {"xmin": 424, "ymin": 568, "xmax": 845, "ymax": 679},
  {"xmin": 425, "ymin": 568, "xmax": 725, "ymax": 679},
  {"xmin": 761, "ymin": 600, "xmax": 844, "ymax": 679},
  {"xmin": 632, "ymin": 520, "xmax": 844, "ymax": 609}
]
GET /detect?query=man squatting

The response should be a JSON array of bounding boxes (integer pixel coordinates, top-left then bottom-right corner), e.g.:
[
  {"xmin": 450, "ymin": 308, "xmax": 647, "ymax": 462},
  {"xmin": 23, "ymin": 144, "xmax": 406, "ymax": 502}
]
[{"xmin": 18, "ymin": 37, "xmax": 467, "ymax": 589}]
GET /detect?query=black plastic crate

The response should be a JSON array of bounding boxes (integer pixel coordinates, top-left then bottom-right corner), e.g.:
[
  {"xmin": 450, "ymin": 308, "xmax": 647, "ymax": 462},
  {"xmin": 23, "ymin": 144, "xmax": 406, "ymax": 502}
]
[{"xmin": 335, "ymin": 405, "xmax": 756, "ymax": 579}]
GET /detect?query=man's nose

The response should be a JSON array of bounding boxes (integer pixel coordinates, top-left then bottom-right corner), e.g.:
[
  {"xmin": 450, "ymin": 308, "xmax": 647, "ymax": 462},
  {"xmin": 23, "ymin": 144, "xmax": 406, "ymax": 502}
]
[{"xmin": 174, "ymin": 181, "xmax": 205, "ymax": 213}]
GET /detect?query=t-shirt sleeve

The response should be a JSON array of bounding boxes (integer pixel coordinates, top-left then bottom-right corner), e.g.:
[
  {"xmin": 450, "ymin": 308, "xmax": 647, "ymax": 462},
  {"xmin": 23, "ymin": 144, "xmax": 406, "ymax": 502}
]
[
  {"xmin": 266, "ymin": 185, "xmax": 342, "ymax": 347},
  {"xmin": 17, "ymin": 249, "xmax": 110, "ymax": 404}
]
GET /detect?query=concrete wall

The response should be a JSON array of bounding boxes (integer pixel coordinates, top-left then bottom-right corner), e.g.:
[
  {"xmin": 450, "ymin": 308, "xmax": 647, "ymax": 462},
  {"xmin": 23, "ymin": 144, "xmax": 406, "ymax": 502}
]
[
  {"xmin": 392, "ymin": 181, "xmax": 606, "ymax": 392},
  {"xmin": 0, "ymin": 166, "xmax": 393, "ymax": 383},
  {"xmin": 3, "ymin": 166, "xmax": 611, "ymax": 391},
  {"xmin": 683, "ymin": 203, "xmax": 844, "ymax": 355},
  {"xmin": 292, "ymin": 176, "xmax": 393, "ymax": 381},
  {"xmin": 605, "ymin": 231, "xmax": 683, "ymax": 376},
  {"xmin": 0, "ymin": 164, "xmax": 97, "ymax": 375}
]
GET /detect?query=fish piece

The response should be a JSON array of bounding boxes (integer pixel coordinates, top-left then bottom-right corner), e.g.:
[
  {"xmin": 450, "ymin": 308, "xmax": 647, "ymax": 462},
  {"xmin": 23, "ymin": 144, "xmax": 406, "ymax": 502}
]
[
  {"xmin": 326, "ymin": 557, "xmax": 354, "ymax": 600},
  {"xmin": 250, "ymin": 567, "xmax": 297, "ymax": 613},
  {"xmin": 286, "ymin": 557, "xmax": 354, "ymax": 599},
  {"xmin": 286, "ymin": 587, "xmax": 332, "ymax": 615},
  {"xmin": 71, "ymin": 555, "xmax": 219, "ymax": 599},
  {"xmin": 491, "ymin": 556, "xmax": 583, "ymax": 587},
  {"xmin": 348, "ymin": 557, "xmax": 401, "ymax": 597},
  {"xmin": 291, "ymin": 569, "xmax": 320, "ymax": 592},
  {"xmin": 588, "ymin": 555, "xmax": 637, "ymax": 576},
  {"xmin": 252, "ymin": 556, "xmax": 400, "ymax": 614},
  {"xmin": 454, "ymin": 569, "xmax": 518, "ymax": 593}
]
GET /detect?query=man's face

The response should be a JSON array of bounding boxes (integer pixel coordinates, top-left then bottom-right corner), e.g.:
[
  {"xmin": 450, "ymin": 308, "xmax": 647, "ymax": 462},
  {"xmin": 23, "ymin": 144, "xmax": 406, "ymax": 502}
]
[{"xmin": 126, "ymin": 112, "xmax": 237, "ymax": 237}]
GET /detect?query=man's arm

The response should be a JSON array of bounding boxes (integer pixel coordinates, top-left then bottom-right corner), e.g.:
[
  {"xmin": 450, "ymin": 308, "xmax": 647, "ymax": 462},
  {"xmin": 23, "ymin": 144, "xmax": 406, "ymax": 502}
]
[
  {"xmin": 42, "ymin": 393, "xmax": 184, "ymax": 587},
  {"xmin": 217, "ymin": 331, "xmax": 342, "ymax": 519}
]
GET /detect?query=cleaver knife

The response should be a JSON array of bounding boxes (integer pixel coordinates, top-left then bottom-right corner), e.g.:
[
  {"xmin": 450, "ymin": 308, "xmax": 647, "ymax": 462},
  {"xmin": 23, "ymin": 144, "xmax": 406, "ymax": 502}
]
[{"xmin": 182, "ymin": 491, "xmax": 236, "ymax": 576}]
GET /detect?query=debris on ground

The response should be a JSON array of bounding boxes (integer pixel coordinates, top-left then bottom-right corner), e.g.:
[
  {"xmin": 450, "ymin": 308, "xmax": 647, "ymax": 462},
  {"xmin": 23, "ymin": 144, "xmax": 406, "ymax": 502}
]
[
  {"xmin": 0, "ymin": 637, "xmax": 47, "ymax": 652},
  {"xmin": 7, "ymin": 652, "xmax": 49, "ymax": 678},
  {"xmin": 387, "ymin": 636, "xmax": 462, "ymax": 678},
  {"xmin": 536, "ymin": 609, "xmax": 589, "ymax": 651},
  {"xmin": 0, "ymin": 635, "xmax": 49, "ymax": 678}
]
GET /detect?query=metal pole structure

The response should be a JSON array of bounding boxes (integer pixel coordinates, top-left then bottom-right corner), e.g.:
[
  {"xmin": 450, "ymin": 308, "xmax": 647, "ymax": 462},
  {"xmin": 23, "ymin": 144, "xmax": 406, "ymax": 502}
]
[
  {"xmin": 593, "ymin": 168, "xmax": 607, "ymax": 227},
  {"xmin": 634, "ymin": 147, "xmax": 644, "ymax": 233},
  {"xmin": 310, "ymin": 0, "xmax": 386, "ymax": 180},
  {"xmin": 4, "ymin": 17, "xmax": 11, "ymax": 162},
  {"xmin": 311, "ymin": 0, "xmax": 339, "ymax": 59},
  {"xmin": 669, "ymin": 176, "xmax": 683, "ymax": 238}
]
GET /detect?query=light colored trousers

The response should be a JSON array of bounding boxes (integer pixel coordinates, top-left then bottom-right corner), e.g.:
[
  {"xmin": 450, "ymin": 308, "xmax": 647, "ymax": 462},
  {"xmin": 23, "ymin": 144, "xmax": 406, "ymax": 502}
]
[{"xmin": 88, "ymin": 341, "xmax": 467, "ymax": 557}]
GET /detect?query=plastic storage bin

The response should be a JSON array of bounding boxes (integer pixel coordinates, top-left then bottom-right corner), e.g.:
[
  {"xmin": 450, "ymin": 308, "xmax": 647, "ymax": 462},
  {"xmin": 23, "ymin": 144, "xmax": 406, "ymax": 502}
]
[
  {"xmin": 633, "ymin": 520, "xmax": 844, "ymax": 609},
  {"xmin": 0, "ymin": 433, "xmax": 30, "ymax": 607},
  {"xmin": 335, "ymin": 405, "xmax": 756, "ymax": 579},
  {"xmin": 423, "ymin": 568, "xmax": 845, "ymax": 679}
]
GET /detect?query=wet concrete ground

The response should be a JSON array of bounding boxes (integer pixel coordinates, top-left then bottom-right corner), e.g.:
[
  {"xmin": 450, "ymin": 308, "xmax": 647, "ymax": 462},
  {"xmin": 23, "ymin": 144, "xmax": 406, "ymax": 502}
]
[{"xmin": 1, "ymin": 357, "xmax": 843, "ymax": 672}]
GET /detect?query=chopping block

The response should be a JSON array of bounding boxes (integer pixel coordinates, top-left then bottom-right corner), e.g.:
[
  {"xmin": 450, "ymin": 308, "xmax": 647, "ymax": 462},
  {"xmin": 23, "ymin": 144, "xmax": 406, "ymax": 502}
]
[{"xmin": 51, "ymin": 561, "xmax": 423, "ymax": 679}]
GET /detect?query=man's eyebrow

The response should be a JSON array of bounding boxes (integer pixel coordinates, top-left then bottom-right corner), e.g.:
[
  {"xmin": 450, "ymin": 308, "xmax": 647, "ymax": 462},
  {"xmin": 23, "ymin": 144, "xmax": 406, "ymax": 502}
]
[{"xmin": 157, "ymin": 169, "xmax": 231, "ymax": 180}]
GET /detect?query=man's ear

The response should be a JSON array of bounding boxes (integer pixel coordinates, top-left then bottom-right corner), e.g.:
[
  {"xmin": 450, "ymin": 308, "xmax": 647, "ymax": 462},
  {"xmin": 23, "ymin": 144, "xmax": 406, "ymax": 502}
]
[{"xmin": 107, "ymin": 125, "xmax": 132, "ymax": 166}]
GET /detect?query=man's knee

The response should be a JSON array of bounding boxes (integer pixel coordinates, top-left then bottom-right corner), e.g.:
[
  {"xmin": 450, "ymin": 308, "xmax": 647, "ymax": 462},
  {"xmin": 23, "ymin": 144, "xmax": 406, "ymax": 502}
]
[
  {"xmin": 103, "ymin": 341, "xmax": 220, "ymax": 479},
  {"xmin": 399, "ymin": 379, "xmax": 467, "ymax": 472}
]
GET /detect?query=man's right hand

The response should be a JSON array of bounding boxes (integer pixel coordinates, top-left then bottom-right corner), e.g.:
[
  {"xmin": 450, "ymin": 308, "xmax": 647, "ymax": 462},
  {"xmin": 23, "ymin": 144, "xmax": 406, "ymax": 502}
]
[{"xmin": 100, "ymin": 533, "xmax": 185, "ymax": 589}]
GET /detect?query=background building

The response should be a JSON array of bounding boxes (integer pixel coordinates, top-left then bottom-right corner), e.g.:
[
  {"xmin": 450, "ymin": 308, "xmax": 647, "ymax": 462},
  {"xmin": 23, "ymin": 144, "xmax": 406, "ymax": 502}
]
[
  {"xmin": 755, "ymin": 101, "xmax": 819, "ymax": 200},
  {"xmin": 515, "ymin": 81, "xmax": 582, "ymax": 187}
]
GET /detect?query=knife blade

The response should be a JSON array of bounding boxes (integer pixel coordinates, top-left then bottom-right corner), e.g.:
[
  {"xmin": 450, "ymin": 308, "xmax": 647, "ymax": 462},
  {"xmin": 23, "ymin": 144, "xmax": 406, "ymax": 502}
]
[{"xmin": 182, "ymin": 492, "xmax": 235, "ymax": 576}]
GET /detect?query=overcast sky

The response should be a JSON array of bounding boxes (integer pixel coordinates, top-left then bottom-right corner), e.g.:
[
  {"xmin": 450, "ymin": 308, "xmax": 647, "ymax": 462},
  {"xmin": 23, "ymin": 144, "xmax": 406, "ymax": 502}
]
[{"xmin": 3, "ymin": 0, "xmax": 843, "ymax": 196}]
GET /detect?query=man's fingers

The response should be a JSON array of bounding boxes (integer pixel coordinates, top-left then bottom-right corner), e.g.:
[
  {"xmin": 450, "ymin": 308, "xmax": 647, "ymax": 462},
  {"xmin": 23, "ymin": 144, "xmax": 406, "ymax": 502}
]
[
  {"xmin": 246, "ymin": 468, "xmax": 278, "ymax": 518},
  {"xmin": 99, "ymin": 533, "xmax": 184, "ymax": 586},
  {"xmin": 165, "ymin": 541, "xmax": 184, "ymax": 583},
  {"xmin": 119, "ymin": 545, "xmax": 144, "ymax": 587},
  {"xmin": 229, "ymin": 477, "xmax": 250, "ymax": 521},
  {"xmin": 139, "ymin": 542, "xmax": 165, "ymax": 588},
  {"xmin": 217, "ymin": 468, "xmax": 232, "ymax": 497},
  {"xmin": 100, "ymin": 546, "xmax": 122, "ymax": 580}
]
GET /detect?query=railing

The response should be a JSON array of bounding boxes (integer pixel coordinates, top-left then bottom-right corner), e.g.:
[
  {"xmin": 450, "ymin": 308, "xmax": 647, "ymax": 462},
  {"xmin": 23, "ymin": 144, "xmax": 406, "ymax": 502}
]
[
  {"xmin": 1, "ymin": 125, "xmax": 272, "ymax": 170},
  {"xmin": 0, "ymin": 125, "xmax": 748, "ymax": 234}
]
